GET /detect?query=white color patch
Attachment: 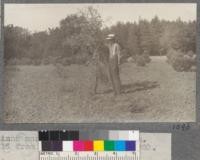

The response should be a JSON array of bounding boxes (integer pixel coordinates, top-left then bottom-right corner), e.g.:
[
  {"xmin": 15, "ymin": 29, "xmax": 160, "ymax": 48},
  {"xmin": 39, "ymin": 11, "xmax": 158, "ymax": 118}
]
[
  {"xmin": 129, "ymin": 130, "xmax": 140, "ymax": 140},
  {"xmin": 109, "ymin": 130, "xmax": 139, "ymax": 140},
  {"xmin": 63, "ymin": 141, "xmax": 73, "ymax": 151}
]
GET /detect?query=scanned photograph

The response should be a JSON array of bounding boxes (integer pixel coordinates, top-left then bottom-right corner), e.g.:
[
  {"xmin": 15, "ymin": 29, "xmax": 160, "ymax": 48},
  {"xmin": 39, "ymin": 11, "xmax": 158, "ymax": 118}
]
[{"xmin": 4, "ymin": 3, "xmax": 196, "ymax": 123}]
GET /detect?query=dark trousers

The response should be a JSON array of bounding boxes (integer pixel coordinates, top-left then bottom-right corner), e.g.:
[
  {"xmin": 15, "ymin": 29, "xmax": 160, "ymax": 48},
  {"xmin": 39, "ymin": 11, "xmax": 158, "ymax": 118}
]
[{"xmin": 109, "ymin": 55, "xmax": 121, "ymax": 95}]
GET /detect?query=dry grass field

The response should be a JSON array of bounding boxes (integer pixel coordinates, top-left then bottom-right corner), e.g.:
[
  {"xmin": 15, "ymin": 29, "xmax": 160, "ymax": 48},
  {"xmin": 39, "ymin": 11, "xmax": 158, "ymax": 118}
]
[{"xmin": 4, "ymin": 56, "xmax": 196, "ymax": 123}]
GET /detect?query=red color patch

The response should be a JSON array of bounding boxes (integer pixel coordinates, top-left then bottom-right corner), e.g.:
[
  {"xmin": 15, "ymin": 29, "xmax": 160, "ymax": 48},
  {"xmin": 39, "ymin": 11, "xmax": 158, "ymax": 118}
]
[{"xmin": 84, "ymin": 140, "xmax": 93, "ymax": 151}]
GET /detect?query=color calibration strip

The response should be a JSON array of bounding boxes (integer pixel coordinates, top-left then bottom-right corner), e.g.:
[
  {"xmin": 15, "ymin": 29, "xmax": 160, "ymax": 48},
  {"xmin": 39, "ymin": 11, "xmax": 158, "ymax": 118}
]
[
  {"xmin": 40, "ymin": 140, "xmax": 136, "ymax": 151},
  {"xmin": 39, "ymin": 130, "xmax": 139, "ymax": 160},
  {"xmin": 39, "ymin": 130, "xmax": 139, "ymax": 151}
]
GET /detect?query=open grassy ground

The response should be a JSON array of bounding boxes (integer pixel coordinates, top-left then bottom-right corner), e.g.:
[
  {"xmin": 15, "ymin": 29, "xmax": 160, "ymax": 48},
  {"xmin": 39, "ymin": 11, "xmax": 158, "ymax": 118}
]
[{"xmin": 4, "ymin": 56, "xmax": 196, "ymax": 123}]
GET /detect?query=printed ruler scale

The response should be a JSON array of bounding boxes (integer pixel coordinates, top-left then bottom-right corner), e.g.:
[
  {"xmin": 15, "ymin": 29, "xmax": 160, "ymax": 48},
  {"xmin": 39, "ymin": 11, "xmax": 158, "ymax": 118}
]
[
  {"xmin": 40, "ymin": 151, "xmax": 138, "ymax": 160},
  {"xmin": 39, "ymin": 130, "xmax": 140, "ymax": 160}
]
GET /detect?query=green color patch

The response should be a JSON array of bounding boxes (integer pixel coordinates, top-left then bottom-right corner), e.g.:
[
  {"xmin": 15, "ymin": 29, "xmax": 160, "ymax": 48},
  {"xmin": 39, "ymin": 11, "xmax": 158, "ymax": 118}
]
[{"xmin": 104, "ymin": 140, "xmax": 115, "ymax": 151}]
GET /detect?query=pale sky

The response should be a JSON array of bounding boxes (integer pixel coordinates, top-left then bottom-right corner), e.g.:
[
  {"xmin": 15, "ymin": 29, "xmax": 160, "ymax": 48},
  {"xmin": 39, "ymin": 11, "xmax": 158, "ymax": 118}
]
[{"xmin": 5, "ymin": 3, "xmax": 196, "ymax": 32}]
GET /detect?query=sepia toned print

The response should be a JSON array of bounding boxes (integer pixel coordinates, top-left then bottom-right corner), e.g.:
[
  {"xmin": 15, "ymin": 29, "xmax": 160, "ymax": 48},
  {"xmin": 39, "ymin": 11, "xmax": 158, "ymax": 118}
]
[{"xmin": 4, "ymin": 3, "xmax": 196, "ymax": 123}]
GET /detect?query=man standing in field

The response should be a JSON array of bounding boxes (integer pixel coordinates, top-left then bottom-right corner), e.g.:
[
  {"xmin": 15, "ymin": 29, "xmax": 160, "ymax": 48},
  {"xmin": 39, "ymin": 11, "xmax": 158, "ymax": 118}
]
[{"xmin": 106, "ymin": 34, "xmax": 122, "ymax": 95}]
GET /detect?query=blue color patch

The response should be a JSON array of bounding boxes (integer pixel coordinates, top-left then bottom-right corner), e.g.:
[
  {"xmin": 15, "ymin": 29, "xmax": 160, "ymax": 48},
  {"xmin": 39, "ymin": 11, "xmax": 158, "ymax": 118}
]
[
  {"xmin": 114, "ymin": 141, "xmax": 126, "ymax": 151},
  {"xmin": 125, "ymin": 141, "xmax": 136, "ymax": 151}
]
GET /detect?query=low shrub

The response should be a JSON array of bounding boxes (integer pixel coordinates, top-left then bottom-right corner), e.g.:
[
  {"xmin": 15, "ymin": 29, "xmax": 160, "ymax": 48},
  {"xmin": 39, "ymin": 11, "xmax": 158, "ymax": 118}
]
[
  {"xmin": 135, "ymin": 55, "xmax": 146, "ymax": 66},
  {"xmin": 143, "ymin": 50, "xmax": 151, "ymax": 63},
  {"xmin": 32, "ymin": 59, "xmax": 42, "ymax": 65},
  {"xmin": 143, "ymin": 54, "xmax": 151, "ymax": 63},
  {"xmin": 135, "ymin": 53, "xmax": 151, "ymax": 66},
  {"xmin": 167, "ymin": 49, "xmax": 196, "ymax": 72}
]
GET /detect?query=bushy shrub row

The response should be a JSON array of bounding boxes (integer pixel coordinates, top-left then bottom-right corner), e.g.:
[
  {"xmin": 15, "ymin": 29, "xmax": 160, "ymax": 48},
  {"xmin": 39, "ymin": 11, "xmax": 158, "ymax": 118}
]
[
  {"xmin": 126, "ymin": 53, "xmax": 151, "ymax": 67},
  {"xmin": 167, "ymin": 49, "xmax": 196, "ymax": 72}
]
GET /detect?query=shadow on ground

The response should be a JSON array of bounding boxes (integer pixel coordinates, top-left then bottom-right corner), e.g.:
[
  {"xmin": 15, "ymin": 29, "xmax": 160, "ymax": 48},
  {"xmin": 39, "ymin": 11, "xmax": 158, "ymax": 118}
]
[
  {"xmin": 122, "ymin": 81, "xmax": 159, "ymax": 94},
  {"xmin": 100, "ymin": 80, "xmax": 159, "ymax": 95}
]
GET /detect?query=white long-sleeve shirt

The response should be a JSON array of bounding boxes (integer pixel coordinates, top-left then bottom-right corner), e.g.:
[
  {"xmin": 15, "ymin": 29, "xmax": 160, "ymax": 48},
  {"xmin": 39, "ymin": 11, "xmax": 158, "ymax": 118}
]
[{"xmin": 109, "ymin": 43, "xmax": 121, "ymax": 65}]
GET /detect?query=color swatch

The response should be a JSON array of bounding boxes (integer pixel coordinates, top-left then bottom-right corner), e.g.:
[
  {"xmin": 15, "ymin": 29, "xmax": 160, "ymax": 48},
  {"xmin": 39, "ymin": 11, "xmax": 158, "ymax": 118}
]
[
  {"xmin": 93, "ymin": 140, "xmax": 104, "ymax": 151},
  {"xmin": 109, "ymin": 130, "xmax": 139, "ymax": 140},
  {"xmin": 40, "ymin": 140, "xmax": 136, "ymax": 151},
  {"xmin": 39, "ymin": 130, "xmax": 79, "ymax": 141},
  {"xmin": 39, "ymin": 130, "xmax": 139, "ymax": 152}
]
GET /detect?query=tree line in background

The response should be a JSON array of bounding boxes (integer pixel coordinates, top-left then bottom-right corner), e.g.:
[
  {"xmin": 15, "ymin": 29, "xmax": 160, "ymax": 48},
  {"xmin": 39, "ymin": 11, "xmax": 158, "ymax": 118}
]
[{"xmin": 4, "ymin": 7, "xmax": 196, "ymax": 71}]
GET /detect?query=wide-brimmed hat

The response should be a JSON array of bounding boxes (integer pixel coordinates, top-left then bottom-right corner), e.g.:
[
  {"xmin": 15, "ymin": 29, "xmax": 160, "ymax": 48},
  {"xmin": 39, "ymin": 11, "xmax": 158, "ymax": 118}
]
[{"xmin": 106, "ymin": 34, "xmax": 115, "ymax": 40}]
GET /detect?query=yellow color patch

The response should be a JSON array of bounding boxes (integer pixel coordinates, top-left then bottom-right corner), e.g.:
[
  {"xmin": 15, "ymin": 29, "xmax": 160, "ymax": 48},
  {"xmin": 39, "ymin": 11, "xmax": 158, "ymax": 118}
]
[{"xmin": 93, "ymin": 140, "xmax": 104, "ymax": 151}]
